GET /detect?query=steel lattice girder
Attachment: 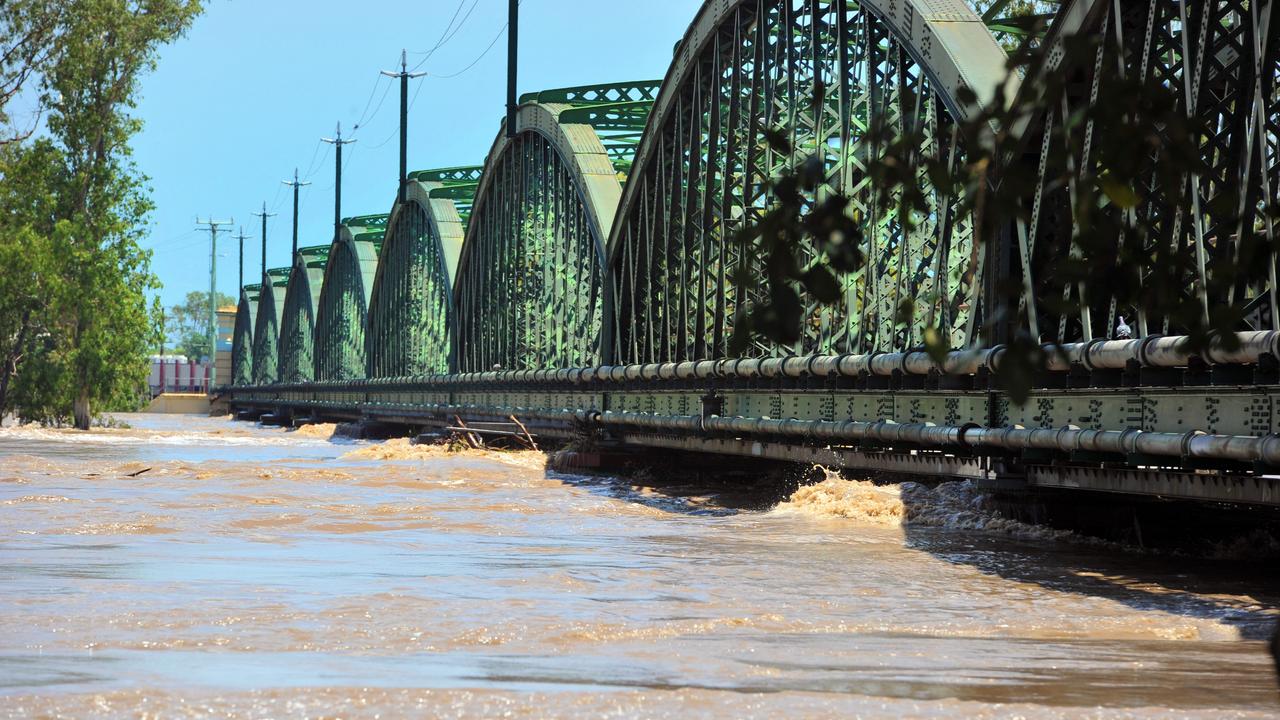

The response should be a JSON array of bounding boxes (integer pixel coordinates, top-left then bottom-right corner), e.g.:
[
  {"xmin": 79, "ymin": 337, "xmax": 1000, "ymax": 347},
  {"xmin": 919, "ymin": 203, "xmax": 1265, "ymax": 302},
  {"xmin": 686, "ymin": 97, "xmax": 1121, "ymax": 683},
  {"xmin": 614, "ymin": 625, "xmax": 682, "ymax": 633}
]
[
  {"xmin": 314, "ymin": 216, "xmax": 386, "ymax": 381},
  {"xmin": 519, "ymin": 81, "xmax": 661, "ymax": 182},
  {"xmin": 605, "ymin": 0, "xmax": 1016, "ymax": 365},
  {"xmin": 277, "ymin": 244, "xmax": 330, "ymax": 384},
  {"xmin": 231, "ymin": 285, "xmax": 259, "ymax": 387},
  {"xmin": 366, "ymin": 179, "xmax": 468, "ymax": 378},
  {"xmin": 251, "ymin": 269, "xmax": 290, "ymax": 385},
  {"xmin": 450, "ymin": 86, "xmax": 658, "ymax": 372},
  {"xmin": 1007, "ymin": 0, "xmax": 1280, "ymax": 344}
]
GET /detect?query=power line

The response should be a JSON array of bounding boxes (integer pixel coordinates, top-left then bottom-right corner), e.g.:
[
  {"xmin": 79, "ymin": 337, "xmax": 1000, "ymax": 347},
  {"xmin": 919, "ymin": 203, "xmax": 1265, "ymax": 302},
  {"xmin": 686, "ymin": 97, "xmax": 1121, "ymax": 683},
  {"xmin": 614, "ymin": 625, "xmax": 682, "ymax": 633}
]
[
  {"xmin": 432, "ymin": 0, "xmax": 483, "ymax": 54},
  {"xmin": 301, "ymin": 139, "xmax": 329, "ymax": 181},
  {"xmin": 351, "ymin": 73, "xmax": 390, "ymax": 132},
  {"xmin": 408, "ymin": 0, "xmax": 474, "ymax": 71},
  {"xmin": 352, "ymin": 74, "xmax": 395, "ymax": 137},
  {"xmin": 432, "ymin": 16, "xmax": 510, "ymax": 79},
  {"xmin": 149, "ymin": 228, "xmax": 201, "ymax": 251}
]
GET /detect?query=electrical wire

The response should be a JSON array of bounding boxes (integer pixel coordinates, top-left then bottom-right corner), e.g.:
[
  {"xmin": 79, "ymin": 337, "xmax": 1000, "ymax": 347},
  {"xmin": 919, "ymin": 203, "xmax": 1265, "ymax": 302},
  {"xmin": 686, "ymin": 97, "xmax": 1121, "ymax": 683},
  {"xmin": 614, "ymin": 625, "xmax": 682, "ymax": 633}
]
[
  {"xmin": 432, "ymin": 16, "xmax": 509, "ymax": 79},
  {"xmin": 367, "ymin": 80, "xmax": 428, "ymax": 151},
  {"xmin": 302, "ymin": 141, "xmax": 331, "ymax": 182},
  {"xmin": 408, "ymin": 0, "xmax": 474, "ymax": 72},
  {"xmin": 431, "ymin": 0, "xmax": 483, "ymax": 55},
  {"xmin": 352, "ymin": 75, "xmax": 395, "ymax": 137},
  {"xmin": 148, "ymin": 228, "xmax": 201, "ymax": 251},
  {"xmin": 350, "ymin": 74, "xmax": 388, "ymax": 134}
]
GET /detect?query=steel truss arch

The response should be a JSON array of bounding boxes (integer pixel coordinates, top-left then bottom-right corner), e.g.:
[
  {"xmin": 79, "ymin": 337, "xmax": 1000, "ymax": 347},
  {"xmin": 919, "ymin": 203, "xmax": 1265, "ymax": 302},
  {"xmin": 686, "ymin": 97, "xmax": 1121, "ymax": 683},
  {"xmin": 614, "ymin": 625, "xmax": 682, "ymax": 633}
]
[
  {"xmin": 313, "ymin": 215, "xmax": 386, "ymax": 381},
  {"xmin": 366, "ymin": 169, "xmax": 478, "ymax": 378},
  {"xmin": 251, "ymin": 268, "xmax": 289, "ymax": 385},
  {"xmin": 231, "ymin": 285, "xmax": 258, "ymax": 387},
  {"xmin": 277, "ymin": 245, "xmax": 329, "ymax": 383},
  {"xmin": 607, "ymin": 0, "xmax": 1016, "ymax": 363},
  {"xmin": 453, "ymin": 84, "xmax": 659, "ymax": 372},
  {"xmin": 1007, "ymin": 0, "xmax": 1280, "ymax": 344}
]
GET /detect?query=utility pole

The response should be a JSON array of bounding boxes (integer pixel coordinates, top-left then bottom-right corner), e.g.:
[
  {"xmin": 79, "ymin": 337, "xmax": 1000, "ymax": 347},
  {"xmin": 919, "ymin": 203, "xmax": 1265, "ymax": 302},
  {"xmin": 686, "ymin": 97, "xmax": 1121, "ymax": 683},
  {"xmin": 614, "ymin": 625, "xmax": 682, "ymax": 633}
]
[
  {"xmin": 381, "ymin": 50, "xmax": 426, "ymax": 204},
  {"xmin": 234, "ymin": 226, "xmax": 250, "ymax": 291},
  {"xmin": 321, "ymin": 123, "xmax": 356, "ymax": 235},
  {"xmin": 506, "ymin": 0, "xmax": 518, "ymax": 139},
  {"xmin": 281, "ymin": 168, "xmax": 310, "ymax": 257},
  {"xmin": 195, "ymin": 216, "xmax": 233, "ymax": 390},
  {"xmin": 251, "ymin": 202, "xmax": 277, "ymax": 280}
]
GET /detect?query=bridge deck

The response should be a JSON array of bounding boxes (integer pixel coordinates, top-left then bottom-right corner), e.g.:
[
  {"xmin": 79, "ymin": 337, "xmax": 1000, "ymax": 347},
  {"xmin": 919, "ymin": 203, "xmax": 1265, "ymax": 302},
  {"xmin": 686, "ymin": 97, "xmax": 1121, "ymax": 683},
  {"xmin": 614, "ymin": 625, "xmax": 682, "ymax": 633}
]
[{"xmin": 227, "ymin": 372, "xmax": 1280, "ymax": 509}]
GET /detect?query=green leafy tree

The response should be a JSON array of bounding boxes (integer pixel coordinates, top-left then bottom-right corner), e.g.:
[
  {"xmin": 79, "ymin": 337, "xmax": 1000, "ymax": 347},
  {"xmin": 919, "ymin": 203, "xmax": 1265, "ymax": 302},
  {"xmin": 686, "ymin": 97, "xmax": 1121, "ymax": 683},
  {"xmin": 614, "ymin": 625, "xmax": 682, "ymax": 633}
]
[
  {"xmin": 0, "ymin": 1, "xmax": 68, "ymax": 143},
  {"xmin": 165, "ymin": 290, "xmax": 234, "ymax": 360},
  {"xmin": 0, "ymin": 140, "xmax": 64, "ymax": 424},
  {"xmin": 0, "ymin": 0, "xmax": 202, "ymax": 428}
]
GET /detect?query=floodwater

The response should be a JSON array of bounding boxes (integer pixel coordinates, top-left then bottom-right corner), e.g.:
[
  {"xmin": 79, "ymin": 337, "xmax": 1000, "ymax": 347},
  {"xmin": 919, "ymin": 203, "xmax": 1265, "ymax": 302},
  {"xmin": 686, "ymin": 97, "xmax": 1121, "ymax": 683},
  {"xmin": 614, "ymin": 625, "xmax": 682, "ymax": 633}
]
[{"xmin": 1, "ymin": 414, "xmax": 1277, "ymax": 718}]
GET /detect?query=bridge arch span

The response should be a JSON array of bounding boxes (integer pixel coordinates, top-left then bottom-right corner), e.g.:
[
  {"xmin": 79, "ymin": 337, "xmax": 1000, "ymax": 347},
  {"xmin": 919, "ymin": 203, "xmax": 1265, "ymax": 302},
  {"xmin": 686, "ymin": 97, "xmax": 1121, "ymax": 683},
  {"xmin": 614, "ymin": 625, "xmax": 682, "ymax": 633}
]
[
  {"xmin": 366, "ymin": 168, "xmax": 478, "ymax": 378},
  {"xmin": 313, "ymin": 215, "xmax": 385, "ymax": 381},
  {"xmin": 251, "ymin": 268, "xmax": 289, "ymax": 385},
  {"xmin": 231, "ymin": 285, "xmax": 258, "ymax": 387},
  {"xmin": 607, "ymin": 0, "xmax": 1015, "ymax": 363},
  {"xmin": 452, "ymin": 83, "xmax": 658, "ymax": 372},
  {"xmin": 1006, "ymin": 0, "xmax": 1280, "ymax": 343},
  {"xmin": 277, "ymin": 245, "xmax": 328, "ymax": 383}
]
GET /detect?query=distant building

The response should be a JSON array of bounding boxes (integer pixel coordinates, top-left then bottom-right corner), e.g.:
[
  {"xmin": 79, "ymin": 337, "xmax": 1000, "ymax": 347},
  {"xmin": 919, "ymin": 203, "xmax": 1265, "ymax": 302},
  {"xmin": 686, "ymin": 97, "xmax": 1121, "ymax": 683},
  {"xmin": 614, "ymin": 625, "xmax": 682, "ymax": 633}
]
[
  {"xmin": 214, "ymin": 305, "xmax": 235, "ymax": 389},
  {"xmin": 148, "ymin": 355, "xmax": 208, "ymax": 396},
  {"xmin": 148, "ymin": 307, "xmax": 236, "ymax": 396}
]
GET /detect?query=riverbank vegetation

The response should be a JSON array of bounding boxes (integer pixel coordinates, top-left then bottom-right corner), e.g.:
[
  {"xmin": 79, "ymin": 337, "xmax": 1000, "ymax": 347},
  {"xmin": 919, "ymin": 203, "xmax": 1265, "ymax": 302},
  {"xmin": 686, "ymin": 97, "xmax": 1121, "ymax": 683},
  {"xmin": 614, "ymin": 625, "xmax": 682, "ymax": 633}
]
[{"xmin": 0, "ymin": 0, "xmax": 202, "ymax": 428}]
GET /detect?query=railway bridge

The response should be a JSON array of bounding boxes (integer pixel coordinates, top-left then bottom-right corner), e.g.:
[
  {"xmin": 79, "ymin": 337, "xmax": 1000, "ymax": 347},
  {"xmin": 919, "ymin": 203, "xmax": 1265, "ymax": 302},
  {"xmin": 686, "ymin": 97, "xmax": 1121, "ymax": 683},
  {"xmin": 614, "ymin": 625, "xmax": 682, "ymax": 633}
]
[{"xmin": 226, "ymin": 0, "xmax": 1280, "ymax": 508}]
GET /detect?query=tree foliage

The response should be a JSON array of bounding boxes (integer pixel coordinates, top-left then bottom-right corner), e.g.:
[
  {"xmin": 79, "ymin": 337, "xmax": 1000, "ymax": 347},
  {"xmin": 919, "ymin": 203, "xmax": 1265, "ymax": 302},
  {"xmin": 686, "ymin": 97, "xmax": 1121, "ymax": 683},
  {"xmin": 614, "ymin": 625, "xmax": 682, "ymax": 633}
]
[
  {"xmin": 165, "ymin": 290, "xmax": 235, "ymax": 360},
  {"xmin": 0, "ymin": 1, "xmax": 67, "ymax": 143},
  {"xmin": 0, "ymin": 0, "xmax": 202, "ymax": 427}
]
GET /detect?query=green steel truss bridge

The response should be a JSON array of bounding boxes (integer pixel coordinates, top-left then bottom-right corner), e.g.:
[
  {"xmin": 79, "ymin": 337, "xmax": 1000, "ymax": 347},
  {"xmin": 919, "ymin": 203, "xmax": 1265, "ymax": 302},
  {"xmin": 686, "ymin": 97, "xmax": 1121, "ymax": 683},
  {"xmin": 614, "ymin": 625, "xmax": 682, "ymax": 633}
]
[{"xmin": 227, "ymin": 0, "xmax": 1280, "ymax": 508}]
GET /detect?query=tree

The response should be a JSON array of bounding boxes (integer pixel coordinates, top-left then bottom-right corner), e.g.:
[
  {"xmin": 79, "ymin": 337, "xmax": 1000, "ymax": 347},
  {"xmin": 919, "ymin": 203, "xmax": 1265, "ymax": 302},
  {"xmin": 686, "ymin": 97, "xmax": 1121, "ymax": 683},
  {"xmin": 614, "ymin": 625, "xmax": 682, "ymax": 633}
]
[
  {"xmin": 0, "ymin": 140, "xmax": 65, "ymax": 424},
  {"xmin": 166, "ymin": 290, "xmax": 234, "ymax": 360},
  {"xmin": 0, "ymin": 1, "xmax": 68, "ymax": 144},
  {"xmin": 0, "ymin": 0, "xmax": 202, "ymax": 428}
]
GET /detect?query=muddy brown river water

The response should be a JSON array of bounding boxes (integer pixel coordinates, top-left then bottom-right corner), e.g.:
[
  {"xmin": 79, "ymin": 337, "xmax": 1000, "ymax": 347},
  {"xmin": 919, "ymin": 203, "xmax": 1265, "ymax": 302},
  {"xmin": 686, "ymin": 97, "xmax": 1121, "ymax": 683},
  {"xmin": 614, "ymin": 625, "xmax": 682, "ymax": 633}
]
[{"xmin": 1, "ymin": 413, "xmax": 1278, "ymax": 718}]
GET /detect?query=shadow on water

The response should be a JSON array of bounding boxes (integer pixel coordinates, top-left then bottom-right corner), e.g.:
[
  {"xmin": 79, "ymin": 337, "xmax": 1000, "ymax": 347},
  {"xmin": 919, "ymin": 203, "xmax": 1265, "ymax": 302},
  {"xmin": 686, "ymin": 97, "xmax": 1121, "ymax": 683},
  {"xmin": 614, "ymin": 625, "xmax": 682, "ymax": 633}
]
[
  {"xmin": 548, "ymin": 449, "xmax": 819, "ymax": 516},
  {"xmin": 547, "ymin": 448, "xmax": 1280, "ymax": 683}
]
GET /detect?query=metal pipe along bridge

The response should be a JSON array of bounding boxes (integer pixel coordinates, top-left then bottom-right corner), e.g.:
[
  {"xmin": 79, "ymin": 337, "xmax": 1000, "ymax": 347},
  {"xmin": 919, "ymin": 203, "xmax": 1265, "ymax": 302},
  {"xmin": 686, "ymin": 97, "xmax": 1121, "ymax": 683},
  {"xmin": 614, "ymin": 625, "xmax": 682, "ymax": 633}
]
[{"xmin": 226, "ymin": 0, "xmax": 1280, "ymax": 509}]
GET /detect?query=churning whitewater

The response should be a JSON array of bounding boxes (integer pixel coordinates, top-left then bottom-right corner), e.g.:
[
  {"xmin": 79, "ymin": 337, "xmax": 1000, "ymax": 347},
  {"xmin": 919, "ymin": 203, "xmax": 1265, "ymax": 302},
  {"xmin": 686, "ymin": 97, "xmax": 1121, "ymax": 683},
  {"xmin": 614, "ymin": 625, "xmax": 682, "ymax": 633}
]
[{"xmin": 1, "ymin": 414, "xmax": 1277, "ymax": 718}]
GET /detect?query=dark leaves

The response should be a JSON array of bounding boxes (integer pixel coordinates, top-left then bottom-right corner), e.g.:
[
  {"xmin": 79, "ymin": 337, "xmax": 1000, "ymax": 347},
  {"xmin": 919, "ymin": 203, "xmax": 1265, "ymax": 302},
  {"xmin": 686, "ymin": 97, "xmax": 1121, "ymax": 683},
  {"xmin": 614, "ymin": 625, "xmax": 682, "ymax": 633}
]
[
  {"xmin": 726, "ymin": 13, "xmax": 1259, "ymax": 411},
  {"xmin": 802, "ymin": 265, "xmax": 841, "ymax": 304}
]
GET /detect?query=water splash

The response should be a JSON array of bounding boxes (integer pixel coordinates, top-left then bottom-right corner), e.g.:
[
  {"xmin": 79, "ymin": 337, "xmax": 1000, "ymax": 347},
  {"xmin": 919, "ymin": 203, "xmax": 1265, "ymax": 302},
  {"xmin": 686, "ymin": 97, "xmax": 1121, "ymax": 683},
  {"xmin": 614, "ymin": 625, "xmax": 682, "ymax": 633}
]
[{"xmin": 773, "ymin": 470, "xmax": 1091, "ymax": 543}]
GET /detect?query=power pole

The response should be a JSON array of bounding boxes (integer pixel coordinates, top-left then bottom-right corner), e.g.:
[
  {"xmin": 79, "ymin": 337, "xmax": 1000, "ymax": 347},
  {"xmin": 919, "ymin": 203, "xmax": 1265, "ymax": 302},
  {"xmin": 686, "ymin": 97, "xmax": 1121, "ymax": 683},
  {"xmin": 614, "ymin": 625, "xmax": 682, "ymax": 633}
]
[
  {"xmin": 195, "ymin": 216, "xmax": 233, "ymax": 389},
  {"xmin": 321, "ymin": 123, "xmax": 356, "ymax": 235},
  {"xmin": 281, "ymin": 168, "xmax": 310, "ymax": 257},
  {"xmin": 506, "ymin": 0, "xmax": 519, "ymax": 139},
  {"xmin": 234, "ymin": 226, "xmax": 250, "ymax": 291},
  {"xmin": 381, "ymin": 50, "xmax": 426, "ymax": 203},
  {"xmin": 251, "ymin": 202, "xmax": 277, "ymax": 280}
]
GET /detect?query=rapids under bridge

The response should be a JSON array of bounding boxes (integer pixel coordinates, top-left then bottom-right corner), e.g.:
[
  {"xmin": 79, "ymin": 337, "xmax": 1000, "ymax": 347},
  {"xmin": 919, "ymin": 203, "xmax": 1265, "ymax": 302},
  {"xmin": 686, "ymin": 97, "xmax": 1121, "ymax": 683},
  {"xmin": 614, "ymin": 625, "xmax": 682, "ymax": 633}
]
[{"xmin": 226, "ymin": 0, "xmax": 1280, "ymax": 509}]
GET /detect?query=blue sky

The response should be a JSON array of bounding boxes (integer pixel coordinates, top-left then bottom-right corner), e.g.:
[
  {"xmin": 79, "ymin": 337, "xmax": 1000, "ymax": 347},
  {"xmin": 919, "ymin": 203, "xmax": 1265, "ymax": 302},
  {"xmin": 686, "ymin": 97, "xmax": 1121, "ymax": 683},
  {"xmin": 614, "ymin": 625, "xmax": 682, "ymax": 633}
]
[{"xmin": 135, "ymin": 0, "xmax": 697, "ymax": 308}]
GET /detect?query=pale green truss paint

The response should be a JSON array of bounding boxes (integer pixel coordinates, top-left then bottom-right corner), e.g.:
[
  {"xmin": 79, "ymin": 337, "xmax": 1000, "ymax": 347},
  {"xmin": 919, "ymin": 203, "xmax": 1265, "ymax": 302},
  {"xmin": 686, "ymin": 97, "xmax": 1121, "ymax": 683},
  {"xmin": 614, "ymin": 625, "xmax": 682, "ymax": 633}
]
[
  {"xmin": 366, "ymin": 168, "xmax": 480, "ymax": 378},
  {"xmin": 251, "ymin": 268, "xmax": 290, "ymax": 385},
  {"xmin": 278, "ymin": 244, "xmax": 330, "ymax": 383},
  {"xmin": 606, "ymin": 1, "xmax": 1015, "ymax": 363},
  {"xmin": 313, "ymin": 216, "xmax": 386, "ymax": 380},
  {"xmin": 232, "ymin": 284, "xmax": 259, "ymax": 386},
  {"xmin": 453, "ymin": 82, "xmax": 659, "ymax": 372}
]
